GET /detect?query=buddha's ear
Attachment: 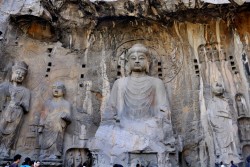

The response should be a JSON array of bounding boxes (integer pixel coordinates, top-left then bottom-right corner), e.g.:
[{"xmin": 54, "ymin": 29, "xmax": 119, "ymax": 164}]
[
  {"xmin": 145, "ymin": 59, "xmax": 150, "ymax": 74},
  {"xmin": 125, "ymin": 62, "xmax": 131, "ymax": 76}
]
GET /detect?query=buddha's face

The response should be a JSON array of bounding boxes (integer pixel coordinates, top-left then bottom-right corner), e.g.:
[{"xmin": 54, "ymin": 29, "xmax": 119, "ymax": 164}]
[
  {"xmin": 128, "ymin": 52, "xmax": 148, "ymax": 73},
  {"xmin": 212, "ymin": 82, "xmax": 224, "ymax": 96},
  {"xmin": 52, "ymin": 84, "xmax": 64, "ymax": 97},
  {"xmin": 11, "ymin": 68, "xmax": 26, "ymax": 83}
]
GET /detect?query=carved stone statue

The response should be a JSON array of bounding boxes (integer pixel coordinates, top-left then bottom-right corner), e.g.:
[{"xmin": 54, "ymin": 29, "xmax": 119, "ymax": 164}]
[
  {"xmin": 207, "ymin": 81, "xmax": 240, "ymax": 164},
  {"xmin": 74, "ymin": 151, "xmax": 82, "ymax": 167},
  {"xmin": 198, "ymin": 44, "xmax": 206, "ymax": 63},
  {"xmin": 235, "ymin": 94, "xmax": 248, "ymax": 117},
  {"xmin": 92, "ymin": 44, "xmax": 175, "ymax": 167},
  {"xmin": 0, "ymin": 61, "xmax": 30, "ymax": 157},
  {"xmin": 67, "ymin": 152, "xmax": 74, "ymax": 167},
  {"xmin": 39, "ymin": 81, "xmax": 71, "ymax": 160}
]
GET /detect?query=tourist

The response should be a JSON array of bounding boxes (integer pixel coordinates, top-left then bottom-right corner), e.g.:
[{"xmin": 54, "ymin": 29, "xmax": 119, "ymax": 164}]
[
  {"xmin": 246, "ymin": 156, "xmax": 250, "ymax": 167},
  {"xmin": 20, "ymin": 157, "xmax": 31, "ymax": 167},
  {"xmin": 10, "ymin": 154, "xmax": 22, "ymax": 167},
  {"xmin": 29, "ymin": 161, "xmax": 34, "ymax": 167},
  {"xmin": 33, "ymin": 161, "xmax": 40, "ymax": 167},
  {"xmin": 220, "ymin": 161, "xmax": 225, "ymax": 167},
  {"xmin": 230, "ymin": 161, "xmax": 237, "ymax": 167}
]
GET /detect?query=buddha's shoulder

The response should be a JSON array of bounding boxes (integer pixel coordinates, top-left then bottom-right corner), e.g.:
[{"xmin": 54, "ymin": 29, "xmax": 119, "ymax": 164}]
[
  {"xmin": 114, "ymin": 77, "xmax": 129, "ymax": 84},
  {"xmin": 148, "ymin": 76, "xmax": 164, "ymax": 83}
]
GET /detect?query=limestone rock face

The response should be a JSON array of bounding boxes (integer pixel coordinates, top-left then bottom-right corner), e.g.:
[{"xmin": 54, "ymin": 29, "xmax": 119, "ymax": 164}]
[{"xmin": 1, "ymin": 0, "xmax": 250, "ymax": 167}]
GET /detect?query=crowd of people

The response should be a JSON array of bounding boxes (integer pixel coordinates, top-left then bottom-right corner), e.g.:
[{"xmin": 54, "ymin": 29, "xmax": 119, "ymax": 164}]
[
  {"xmin": 216, "ymin": 161, "xmax": 238, "ymax": 167},
  {"xmin": 5, "ymin": 154, "xmax": 250, "ymax": 167},
  {"xmin": 4, "ymin": 154, "xmax": 40, "ymax": 167},
  {"xmin": 3, "ymin": 154, "xmax": 91, "ymax": 167}
]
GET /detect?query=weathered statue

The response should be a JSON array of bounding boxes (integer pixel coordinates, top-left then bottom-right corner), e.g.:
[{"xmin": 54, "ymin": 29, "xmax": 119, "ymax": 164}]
[
  {"xmin": 0, "ymin": 61, "xmax": 30, "ymax": 157},
  {"xmin": 74, "ymin": 151, "xmax": 82, "ymax": 167},
  {"xmin": 235, "ymin": 94, "xmax": 248, "ymax": 117},
  {"xmin": 103, "ymin": 43, "xmax": 171, "ymax": 129},
  {"xmin": 67, "ymin": 152, "xmax": 74, "ymax": 167},
  {"xmin": 207, "ymin": 81, "xmax": 240, "ymax": 164},
  {"xmin": 39, "ymin": 81, "xmax": 71, "ymax": 160},
  {"xmin": 93, "ymin": 44, "xmax": 175, "ymax": 167},
  {"xmin": 198, "ymin": 44, "xmax": 206, "ymax": 63}
]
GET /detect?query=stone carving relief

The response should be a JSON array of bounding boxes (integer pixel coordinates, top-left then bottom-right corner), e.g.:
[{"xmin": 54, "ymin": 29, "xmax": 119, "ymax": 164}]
[
  {"xmin": 129, "ymin": 153, "xmax": 158, "ymax": 167},
  {"xmin": 65, "ymin": 148, "xmax": 93, "ymax": 167},
  {"xmin": 238, "ymin": 118, "xmax": 250, "ymax": 142},
  {"xmin": 0, "ymin": 61, "xmax": 30, "ymax": 158},
  {"xmin": 82, "ymin": 81, "xmax": 93, "ymax": 115},
  {"xmin": 38, "ymin": 81, "xmax": 72, "ymax": 163},
  {"xmin": 91, "ymin": 44, "xmax": 176, "ymax": 167},
  {"xmin": 2, "ymin": 6, "xmax": 250, "ymax": 167},
  {"xmin": 236, "ymin": 94, "xmax": 248, "ymax": 118},
  {"xmin": 242, "ymin": 53, "xmax": 250, "ymax": 76},
  {"xmin": 207, "ymin": 80, "xmax": 241, "ymax": 164}
]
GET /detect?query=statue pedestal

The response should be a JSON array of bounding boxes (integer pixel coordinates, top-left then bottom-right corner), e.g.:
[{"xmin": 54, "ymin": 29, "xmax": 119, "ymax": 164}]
[
  {"xmin": 41, "ymin": 159, "xmax": 62, "ymax": 167},
  {"xmin": 89, "ymin": 121, "xmax": 176, "ymax": 167}
]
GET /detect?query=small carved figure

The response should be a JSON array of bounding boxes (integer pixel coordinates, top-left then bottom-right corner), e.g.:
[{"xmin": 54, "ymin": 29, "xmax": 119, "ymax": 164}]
[
  {"xmin": 207, "ymin": 81, "xmax": 240, "ymax": 164},
  {"xmin": 75, "ymin": 151, "xmax": 82, "ymax": 167},
  {"xmin": 79, "ymin": 125, "xmax": 87, "ymax": 140},
  {"xmin": 235, "ymin": 94, "xmax": 248, "ymax": 117},
  {"xmin": 205, "ymin": 44, "xmax": 213, "ymax": 62},
  {"xmin": 39, "ymin": 81, "xmax": 71, "ymax": 160},
  {"xmin": 0, "ymin": 61, "xmax": 30, "ymax": 157},
  {"xmin": 242, "ymin": 53, "xmax": 250, "ymax": 75},
  {"xmin": 198, "ymin": 44, "xmax": 206, "ymax": 63},
  {"xmin": 67, "ymin": 152, "xmax": 74, "ymax": 167},
  {"xmin": 211, "ymin": 43, "xmax": 219, "ymax": 62}
]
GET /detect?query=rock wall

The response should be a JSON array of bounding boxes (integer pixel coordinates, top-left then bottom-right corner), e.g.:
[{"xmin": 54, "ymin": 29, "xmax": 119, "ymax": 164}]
[{"xmin": 1, "ymin": 0, "xmax": 250, "ymax": 167}]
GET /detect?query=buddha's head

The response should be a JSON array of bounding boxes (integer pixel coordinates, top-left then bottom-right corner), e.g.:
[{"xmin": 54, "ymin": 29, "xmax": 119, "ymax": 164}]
[
  {"xmin": 198, "ymin": 44, "xmax": 206, "ymax": 56},
  {"xmin": 52, "ymin": 81, "xmax": 66, "ymax": 98},
  {"xmin": 11, "ymin": 61, "xmax": 28, "ymax": 83},
  {"xmin": 125, "ymin": 44, "xmax": 151, "ymax": 74},
  {"xmin": 212, "ymin": 81, "xmax": 224, "ymax": 96}
]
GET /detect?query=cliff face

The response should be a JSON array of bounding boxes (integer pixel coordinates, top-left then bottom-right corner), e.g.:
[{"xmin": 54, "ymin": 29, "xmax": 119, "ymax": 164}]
[{"xmin": 1, "ymin": 1, "xmax": 250, "ymax": 167}]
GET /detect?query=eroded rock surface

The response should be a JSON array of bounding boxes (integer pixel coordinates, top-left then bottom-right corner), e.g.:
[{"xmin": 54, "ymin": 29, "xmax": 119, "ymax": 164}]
[{"xmin": 1, "ymin": 0, "xmax": 250, "ymax": 167}]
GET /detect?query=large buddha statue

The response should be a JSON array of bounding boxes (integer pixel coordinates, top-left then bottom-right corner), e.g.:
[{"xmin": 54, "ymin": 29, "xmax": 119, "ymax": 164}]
[
  {"xmin": 0, "ymin": 61, "xmax": 30, "ymax": 158},
  {"xmin": 92, "ymin": 44, "xmax": 175, "ymax": 167}
]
